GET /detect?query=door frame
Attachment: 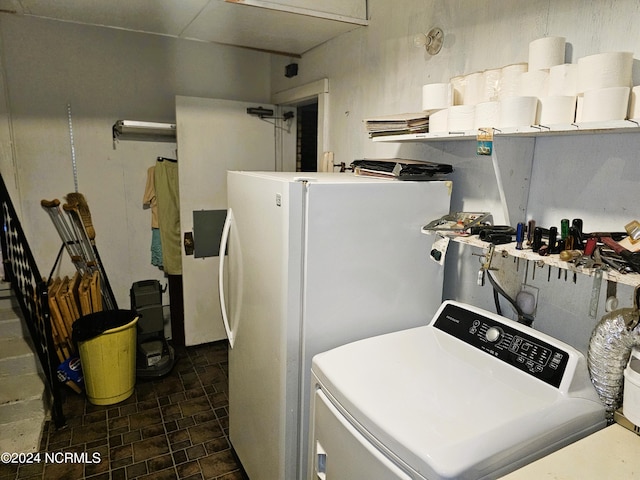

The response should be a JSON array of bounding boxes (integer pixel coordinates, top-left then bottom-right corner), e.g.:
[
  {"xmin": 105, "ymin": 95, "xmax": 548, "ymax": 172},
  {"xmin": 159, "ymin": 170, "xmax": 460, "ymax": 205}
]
[{"xmin": 272, "ymin": 78, "xmax": 329, "ymax": 172}]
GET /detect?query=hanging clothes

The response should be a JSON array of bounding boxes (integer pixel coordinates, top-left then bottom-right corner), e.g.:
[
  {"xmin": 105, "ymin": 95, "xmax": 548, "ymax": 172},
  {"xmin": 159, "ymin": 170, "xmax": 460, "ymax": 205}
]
[
  {"xmin": 154, "ymin": 157, "xmax": 182, "ymax": 275},
  {"xmin": 143, "ymin": 165, "xmax": 163, "ymax": 269}
]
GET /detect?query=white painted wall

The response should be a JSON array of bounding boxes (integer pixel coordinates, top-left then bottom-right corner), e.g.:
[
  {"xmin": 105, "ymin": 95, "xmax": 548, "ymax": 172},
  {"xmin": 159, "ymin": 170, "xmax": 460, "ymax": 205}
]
[
  {"xmin": 0, "ymin": 14, "xmax": 272, "ymax": 308},
  {"xmin": 271, "ymin": 0, "xmax": 640, "ymax": 355}
]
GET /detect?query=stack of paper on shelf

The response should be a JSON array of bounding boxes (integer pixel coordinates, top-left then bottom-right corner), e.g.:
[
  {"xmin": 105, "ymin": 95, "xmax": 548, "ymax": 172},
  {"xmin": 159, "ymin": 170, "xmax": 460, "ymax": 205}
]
[
  {"xmin": 364, "ymin": 112, "xmax": 429, "ymax": 137},
  {"xmin": 351, "ymin": 158, "xmax": 453, "ymax": 180}
]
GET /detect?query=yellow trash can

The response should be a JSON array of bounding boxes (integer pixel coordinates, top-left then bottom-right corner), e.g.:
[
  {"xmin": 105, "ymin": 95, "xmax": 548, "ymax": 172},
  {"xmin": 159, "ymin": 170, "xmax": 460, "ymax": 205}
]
[{"xmin": 73, "ymin": 310, "xmax": 139, "ymax": 405}]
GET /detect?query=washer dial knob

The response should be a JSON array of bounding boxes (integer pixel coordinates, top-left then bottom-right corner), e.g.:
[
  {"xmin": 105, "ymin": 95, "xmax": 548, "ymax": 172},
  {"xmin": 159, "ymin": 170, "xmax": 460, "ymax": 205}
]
[{"xmin": 486, "ymin": 326, "xmax": 503, "ymax": 343}]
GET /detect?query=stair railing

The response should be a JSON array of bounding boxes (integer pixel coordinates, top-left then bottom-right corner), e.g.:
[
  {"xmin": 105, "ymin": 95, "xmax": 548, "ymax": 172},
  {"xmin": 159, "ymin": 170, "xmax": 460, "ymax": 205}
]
[{"xmin": 0, "ymin": 173, "xmax": 66, "ymax": 428}]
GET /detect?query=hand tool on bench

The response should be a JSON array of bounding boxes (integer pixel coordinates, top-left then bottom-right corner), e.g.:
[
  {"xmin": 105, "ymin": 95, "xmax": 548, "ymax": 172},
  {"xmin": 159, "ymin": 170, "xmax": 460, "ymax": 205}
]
[{"xmin": 600, "ymin": 236, "xmax": 640, "ymax": 274}]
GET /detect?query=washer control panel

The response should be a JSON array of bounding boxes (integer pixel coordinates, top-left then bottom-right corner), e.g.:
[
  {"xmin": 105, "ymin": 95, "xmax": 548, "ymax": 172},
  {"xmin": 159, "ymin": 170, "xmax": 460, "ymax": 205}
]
[{"xmin": 433, "ymin": 303, "xmax": 568, "ymax": 388}]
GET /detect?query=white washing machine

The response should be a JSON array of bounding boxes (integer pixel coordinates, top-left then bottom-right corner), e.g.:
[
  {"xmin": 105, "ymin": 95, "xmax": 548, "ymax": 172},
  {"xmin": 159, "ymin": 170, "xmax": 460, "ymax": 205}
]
[{"xmin": 309, "ymin": 301, "xmax": 606, "ymax": 480}]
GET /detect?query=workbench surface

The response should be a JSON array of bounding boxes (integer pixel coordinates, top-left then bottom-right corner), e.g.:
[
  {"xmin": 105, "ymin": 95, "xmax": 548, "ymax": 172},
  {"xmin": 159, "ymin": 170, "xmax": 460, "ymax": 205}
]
[{"xmin": 501, "ymin": 424, "xmax": 640, "ymax": 479}]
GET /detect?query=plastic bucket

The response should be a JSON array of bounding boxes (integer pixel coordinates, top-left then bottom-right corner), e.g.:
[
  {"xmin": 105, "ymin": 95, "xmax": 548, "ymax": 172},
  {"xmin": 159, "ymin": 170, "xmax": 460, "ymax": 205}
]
[
  {"xmin": 623, "ymin": 347, "xmax": 640, "ymax": 426},
  {"xmin": 76, "ymin": 312, "xmax": 138, "ymax": 405}
]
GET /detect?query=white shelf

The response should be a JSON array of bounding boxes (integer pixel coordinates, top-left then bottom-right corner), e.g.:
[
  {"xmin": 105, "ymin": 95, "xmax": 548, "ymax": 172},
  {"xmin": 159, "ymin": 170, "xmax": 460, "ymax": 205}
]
[
  {"xmin": 372, "ymin": 119, "xmax": 640, "ymax": 230},
  {"xmin": 394, "ymin": 118, "xmax": 640, "ymax": 287},
  {"xmin": 371, "ymin": 120, "xmax": 640, "ymax": 142},
  {"xmin": 430, "ymin": 233, "xmax": 640, "ymax": 287}
]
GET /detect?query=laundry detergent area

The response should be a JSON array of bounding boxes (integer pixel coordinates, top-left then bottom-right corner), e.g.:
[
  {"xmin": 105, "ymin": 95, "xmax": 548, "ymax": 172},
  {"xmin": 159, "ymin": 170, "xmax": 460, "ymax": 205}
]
[{"xmin": 1, "ymin": 1, "xmax": 640, "ymax": 479}]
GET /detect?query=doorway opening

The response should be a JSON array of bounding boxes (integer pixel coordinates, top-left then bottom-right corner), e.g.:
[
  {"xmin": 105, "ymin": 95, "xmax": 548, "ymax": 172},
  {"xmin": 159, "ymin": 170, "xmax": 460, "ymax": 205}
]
[
  {"xmin": 272, "ymin": 78, "xmax": 329, "ymax": 173},
  {"xmin": 297, "ymin": 101, "xmax": 318, "ymax": 172}
]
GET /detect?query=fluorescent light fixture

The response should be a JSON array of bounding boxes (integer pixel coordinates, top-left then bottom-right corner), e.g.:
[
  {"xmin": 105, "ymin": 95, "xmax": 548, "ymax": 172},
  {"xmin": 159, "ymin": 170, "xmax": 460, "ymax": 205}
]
[{"xmin": 113, "ymin": 120, "xmax": 176, "ymax": 139}]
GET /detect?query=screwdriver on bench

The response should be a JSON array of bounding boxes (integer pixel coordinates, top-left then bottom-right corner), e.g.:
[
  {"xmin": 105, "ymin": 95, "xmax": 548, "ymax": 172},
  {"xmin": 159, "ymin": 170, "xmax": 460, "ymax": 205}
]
[{"xmin": 600, "ymin": 237, "xmax": 640, "ymax": 274}]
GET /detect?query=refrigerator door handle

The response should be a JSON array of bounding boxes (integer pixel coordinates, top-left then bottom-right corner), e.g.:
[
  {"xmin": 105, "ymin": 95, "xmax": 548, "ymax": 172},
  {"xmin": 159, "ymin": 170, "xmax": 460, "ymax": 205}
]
[{"xmin": 218, "ymin": 208, "xmax": 235, "ymax": 348}]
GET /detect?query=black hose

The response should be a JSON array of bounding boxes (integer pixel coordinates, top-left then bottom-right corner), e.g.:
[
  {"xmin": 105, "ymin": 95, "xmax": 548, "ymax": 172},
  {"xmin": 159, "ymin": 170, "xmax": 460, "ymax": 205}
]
[{"xmin": 486, "ymin": 270, "xmax": 534, "ymax": 326}]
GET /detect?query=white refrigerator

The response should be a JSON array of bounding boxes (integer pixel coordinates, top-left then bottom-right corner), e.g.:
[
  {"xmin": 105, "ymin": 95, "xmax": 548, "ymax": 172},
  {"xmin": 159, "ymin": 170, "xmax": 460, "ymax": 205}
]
[{"xmin": 217, "ymin": 171, "xmax": 452, "ymax": 480}]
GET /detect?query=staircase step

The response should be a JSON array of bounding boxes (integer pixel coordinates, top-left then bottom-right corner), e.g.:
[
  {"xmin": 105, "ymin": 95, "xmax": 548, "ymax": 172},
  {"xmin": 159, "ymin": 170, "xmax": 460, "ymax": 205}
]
[
  {"xmin": 0, "ymin": 398, "xmax": 49, "ymax": 427},
  {"xmin": 0, "ymin": 416, "xmax": 46, "ymax": 453},
  {"xmin": 0, "ymin": 372, "xmax": 47, "ymax": 405},
  {"xmin": 0, "ymin": 315, "xmax": 28, "ymax": 338},
  {"xmin": 0, "ymin": 289, "xmax": 19, "ymax": 308},
  {"xmin": 0, "ymin": 396, "xmax": 49, "ymax": 425},
  {"xmin": 0, "ymin": 282, "xmax": 50, "ymax": 454},
  {"xmin": 0, "ymin": 337, "xmax": 40, "ymax": 376},
  {"xmin": 0, "ymin": 282, "xmax": 18, "ymax": 309},
  {"xmin": 0, "ymin": 295, "xmax": 19, "ymax": 311},
  {"xmin": 0, "ymin": 284, "xmax": 25, "ymax": 337}
]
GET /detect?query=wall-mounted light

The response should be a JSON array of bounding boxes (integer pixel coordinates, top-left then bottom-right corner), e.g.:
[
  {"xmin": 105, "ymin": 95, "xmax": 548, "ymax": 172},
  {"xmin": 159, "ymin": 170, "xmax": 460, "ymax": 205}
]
[
  {"xmin": 414, "ymin": 27, "xmax": 444, "ymax": 55},
  {"xmin": 112, "ymin": 120, "xmax": 176, "ymax": 143}
]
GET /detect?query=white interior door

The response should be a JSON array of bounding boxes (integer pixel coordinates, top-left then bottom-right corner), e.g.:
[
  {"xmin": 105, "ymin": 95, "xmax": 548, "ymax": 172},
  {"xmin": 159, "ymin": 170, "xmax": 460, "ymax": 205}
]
[{"xmin": 176, "ymin": 96, "xmax": 294, "ymax": 345}]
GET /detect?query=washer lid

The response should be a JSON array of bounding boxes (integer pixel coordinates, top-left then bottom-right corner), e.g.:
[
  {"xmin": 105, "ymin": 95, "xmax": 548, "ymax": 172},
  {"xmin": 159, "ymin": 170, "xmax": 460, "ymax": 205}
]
[{"xmin": 311, "ymin": 304, "xmax": 605, "ymax": 479}]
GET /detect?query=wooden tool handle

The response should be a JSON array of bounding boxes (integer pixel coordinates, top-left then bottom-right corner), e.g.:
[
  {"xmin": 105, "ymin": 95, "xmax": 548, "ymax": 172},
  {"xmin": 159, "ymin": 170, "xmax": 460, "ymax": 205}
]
[
  {"xmin": 559, "ymin": 249, "xmax": 582, "ymax": 261},
  {"xmin": 601, "ymin": 236, "xmax": 625, "ymax": 254}
]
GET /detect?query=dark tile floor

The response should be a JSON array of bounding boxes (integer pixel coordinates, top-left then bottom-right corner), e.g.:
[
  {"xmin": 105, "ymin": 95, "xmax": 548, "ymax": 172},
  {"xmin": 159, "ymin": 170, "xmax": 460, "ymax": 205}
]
[{"xmin": 1, "ymin": 341, "xmax": 248, "ymax": 480}]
